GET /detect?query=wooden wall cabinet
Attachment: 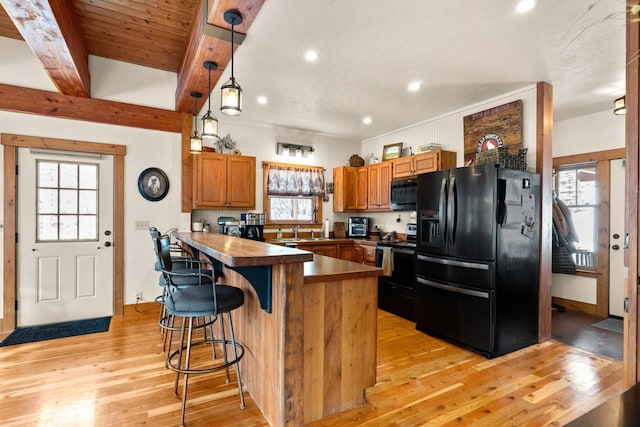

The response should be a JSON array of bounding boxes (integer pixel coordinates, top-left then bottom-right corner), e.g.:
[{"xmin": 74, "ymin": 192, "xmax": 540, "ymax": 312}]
[
  {"xmin": 333, "ymin": 162, "xmax": 391, "ymax": 212},
  {"xmin": 367, "ymin": 162, "xmax": 391, "ymax": 210},
  {"xmin": 392, "ymin": 150, "xmax": 457, "ymax": 179},
  {"xmin": 193, "ymin": 152, "xmax": 256, "ymax": 209},
  {"xmin": 333, "ymin": 166, "xmax": 358, "ymax": 212}
]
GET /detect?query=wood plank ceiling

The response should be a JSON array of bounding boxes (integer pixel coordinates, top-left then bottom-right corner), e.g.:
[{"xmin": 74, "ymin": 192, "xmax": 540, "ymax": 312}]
[{"xmin": 0, "ymin": 0, "xmax": 265, "ymax": 114}]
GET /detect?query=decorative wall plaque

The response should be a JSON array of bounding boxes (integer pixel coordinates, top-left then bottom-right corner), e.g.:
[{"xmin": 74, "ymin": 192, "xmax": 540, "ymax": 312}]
[{"xmin": 463, "ymin": 100, "xmax": 523, "ymax": 165}]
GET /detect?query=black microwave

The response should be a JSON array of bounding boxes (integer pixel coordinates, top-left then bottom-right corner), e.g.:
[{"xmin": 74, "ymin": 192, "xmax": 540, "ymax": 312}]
[{"xmin": 390, "ymin": 177, "xmax": 417, "ymax": 211}]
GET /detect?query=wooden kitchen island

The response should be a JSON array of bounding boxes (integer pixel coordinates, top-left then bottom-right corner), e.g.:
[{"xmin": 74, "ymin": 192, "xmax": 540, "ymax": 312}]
[{"xmin": 175, "ymin": 232, "xmax": 381, "ymax": 426}]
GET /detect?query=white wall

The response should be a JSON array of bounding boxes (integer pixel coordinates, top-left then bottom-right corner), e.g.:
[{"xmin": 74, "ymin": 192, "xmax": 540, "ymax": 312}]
[
  {"xmin": 551, "ymin": 109, "xmax": 625, "ymax": 304},
  {"xmin": 357, "ymin": 85, "xmax": 538, "ymax": 234}
]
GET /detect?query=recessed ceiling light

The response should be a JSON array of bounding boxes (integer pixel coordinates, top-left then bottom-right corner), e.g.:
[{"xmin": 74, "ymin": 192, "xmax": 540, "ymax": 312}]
[
  {"xmin": 408, "ymin": 81, "xmax": 421, "ymax": 92},
  {"xmin": 304, "ymin": 50, "xmax": 318, "ymax": 62},
  {"xmin": 515, "ymin": 0, "xmax": 536, "ymax": 13},
  {"xmin": 257, "ymin": 95, "xmax": 268, "ymax": 105},
  {"xmin": 363, "ymin": 116, "xmax": 372, "ymax": 125}
]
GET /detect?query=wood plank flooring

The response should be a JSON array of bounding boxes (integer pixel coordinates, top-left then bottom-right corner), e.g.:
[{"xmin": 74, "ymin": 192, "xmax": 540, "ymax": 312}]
[{"xmin": 0, "ymin": 304, "xmax": 623, "ymax": 426}]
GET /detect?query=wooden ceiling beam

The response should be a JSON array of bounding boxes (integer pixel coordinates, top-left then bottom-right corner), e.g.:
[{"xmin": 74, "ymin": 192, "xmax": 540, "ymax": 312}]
[
  {"xmin": 0, "ymin": 82, "xmax": 182, "ymax": 133},
  {"xmin": 0, "ymin": 0, "xmax": 90, "ymax": 97},
  {"xmin": 175, "ymin": 0, "xmax": 265, "ymax": 114}
]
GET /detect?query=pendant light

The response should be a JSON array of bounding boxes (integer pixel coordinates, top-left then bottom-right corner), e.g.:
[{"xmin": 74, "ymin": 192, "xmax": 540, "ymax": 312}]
[
  {"xmin": 220, "ymin": 10, "xmax": 243, "ymax": 116},
  {"xmin": 201, "ymin": 61, "xmax": 219, "ymax": 138},
  {"xmin": 189, "ymin": 91, "xmax": 203, "ymax": 154}
]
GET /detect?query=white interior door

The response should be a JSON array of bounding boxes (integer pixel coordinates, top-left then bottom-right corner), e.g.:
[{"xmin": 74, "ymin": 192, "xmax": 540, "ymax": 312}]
[
  {"xmin": 17, "ymin": 148, "xmax": 114, "ymax": 326},
  {"xmin": 609, "ymin": 158, "xmax": 626, "ymax": 317}
]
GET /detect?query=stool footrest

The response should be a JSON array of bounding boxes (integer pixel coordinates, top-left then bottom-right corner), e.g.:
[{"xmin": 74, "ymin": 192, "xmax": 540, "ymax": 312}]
[{"xmin": 167, "ymin": 339, "xmax": 244, "ymax": 375}]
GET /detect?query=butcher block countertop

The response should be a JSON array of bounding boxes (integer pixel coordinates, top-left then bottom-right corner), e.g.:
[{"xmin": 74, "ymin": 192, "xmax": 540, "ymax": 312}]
[
  {"xmin": 175, "ymin": 231, "xmax": 314, "ymax": 267},
  {"xmin": 304, "ymin": 254, "xmax": 381, "ymax": 283}
]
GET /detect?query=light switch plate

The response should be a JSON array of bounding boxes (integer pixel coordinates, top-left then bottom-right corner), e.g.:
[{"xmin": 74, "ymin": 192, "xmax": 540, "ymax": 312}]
[{"xmin": 135, "ymin": 220, "xmax": 149, "ymax": 230}]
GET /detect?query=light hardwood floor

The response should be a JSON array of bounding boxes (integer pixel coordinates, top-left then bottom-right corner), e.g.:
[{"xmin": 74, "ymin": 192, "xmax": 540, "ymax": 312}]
[{"xmin": 0, "ymin": 304, "xmax": 623, "ymax": 426}]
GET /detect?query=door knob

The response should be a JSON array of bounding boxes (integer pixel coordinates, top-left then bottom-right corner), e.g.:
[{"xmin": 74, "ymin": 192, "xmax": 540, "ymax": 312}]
[
  {"xmin": 104, "ymin": 241, "xmax": 112, "ymax": 247},
  {"xmin": 612, "ymin": 244, "xmax": 620, "ymax": 250}
]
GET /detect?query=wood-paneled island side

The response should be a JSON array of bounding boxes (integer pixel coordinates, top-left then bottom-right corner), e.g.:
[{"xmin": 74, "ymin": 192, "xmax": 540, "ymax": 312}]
[{"xmin": 175, "ymin": 232, "xmax": 381, "ymax": 426}]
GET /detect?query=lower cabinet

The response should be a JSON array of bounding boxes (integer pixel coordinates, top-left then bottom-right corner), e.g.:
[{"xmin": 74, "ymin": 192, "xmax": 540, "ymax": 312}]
[
  {"xmin": 269, "ymin": 240, "xmax": 357, "ymax": 261},
  {"xmin": 305, "ymin": 244, "xmax": 337, "ymax": 258},
  {"xmin": 353, "ymin": 241, "xmax": 377, "ymax": 266}
]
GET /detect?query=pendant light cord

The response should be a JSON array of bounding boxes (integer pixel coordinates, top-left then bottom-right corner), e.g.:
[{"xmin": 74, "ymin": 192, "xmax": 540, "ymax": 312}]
[
  {"xmin": 230, "ymin": 20, "xmax": 235, "ymax": 80},
  {"xmin": 207, "ymin": 65, "xmax": 212, "ymax": 110}
]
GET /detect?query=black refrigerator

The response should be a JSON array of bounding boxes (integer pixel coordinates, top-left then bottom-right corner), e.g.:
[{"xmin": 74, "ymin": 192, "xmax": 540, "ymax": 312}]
[{"xmin": 415, "ymin": 164, "xmax": 540, "ymax": 358}]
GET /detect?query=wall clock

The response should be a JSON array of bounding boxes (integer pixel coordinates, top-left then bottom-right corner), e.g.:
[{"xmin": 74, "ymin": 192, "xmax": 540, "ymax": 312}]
[{"xmin": 138, "ymin": 167, "xmax": 169, "ymax": 201}]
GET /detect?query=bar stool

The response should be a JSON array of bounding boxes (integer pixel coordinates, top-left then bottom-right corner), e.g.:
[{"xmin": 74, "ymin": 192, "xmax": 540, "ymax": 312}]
[
  {"xmin": 150, "ymin": 228, "xmax": 221, "ymax": 351},
  {"xmin": 155, "ymin": 236, "xmax": 245, "ymax": 426}
]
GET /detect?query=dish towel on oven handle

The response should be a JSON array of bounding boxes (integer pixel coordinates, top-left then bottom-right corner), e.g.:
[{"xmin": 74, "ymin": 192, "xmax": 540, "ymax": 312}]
[{"xmin": 381, "ymin": 247, "xmax": 394, "ymax": 276}]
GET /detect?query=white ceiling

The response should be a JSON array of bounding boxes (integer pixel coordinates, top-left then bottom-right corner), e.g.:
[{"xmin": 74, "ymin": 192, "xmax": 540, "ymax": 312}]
[{"xmin": 215, "ymin": 0, "xmax": 626, "ymax": 141}]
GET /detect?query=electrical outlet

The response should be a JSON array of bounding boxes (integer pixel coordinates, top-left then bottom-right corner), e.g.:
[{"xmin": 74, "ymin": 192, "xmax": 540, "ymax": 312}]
[{"xmin": 135, "ymin": 220, "xmax": 150, "ymax": 230}]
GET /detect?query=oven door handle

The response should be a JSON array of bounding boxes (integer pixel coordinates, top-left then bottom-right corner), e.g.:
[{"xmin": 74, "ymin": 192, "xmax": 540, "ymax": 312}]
[
  {"xmin": 417, "ymin": 276, "xmax": 489, "ymax": 299},
  {"xmin": 392, "ymin": 248, "xmax": 415, "ymax": 256}
]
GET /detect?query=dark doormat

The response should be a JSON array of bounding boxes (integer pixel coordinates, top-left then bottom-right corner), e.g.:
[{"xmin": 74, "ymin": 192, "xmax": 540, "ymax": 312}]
[
  {"xmin": 0, "ymin": 316, "xmax": 111, "ymax": 347},
  {"xmin": 591, "ymin": 318, "xmax": 624, "ymax": 334}
]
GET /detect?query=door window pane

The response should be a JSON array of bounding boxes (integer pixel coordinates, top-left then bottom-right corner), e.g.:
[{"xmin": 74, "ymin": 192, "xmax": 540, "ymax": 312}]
[
  {"xmin": 556, "ymin": 165, "xmax": 597, "ymax": 269},
  {"xmin": 38, "ymin": 189, "xmax": 58, "ymax": 214},
  {"xmin": 36, "ymin": 161, "xmax": 99, "ymax": 242},
  {"xmin": 59, "ymin": 189, "xmax": 78, "ymax": 214},
  {"xmin": 59, "ymin": 163, "xmax": 79, "ymax": 189},
  {"xmin": 79, "ymin": 164, "xmax": 97, "ymax": 189}
]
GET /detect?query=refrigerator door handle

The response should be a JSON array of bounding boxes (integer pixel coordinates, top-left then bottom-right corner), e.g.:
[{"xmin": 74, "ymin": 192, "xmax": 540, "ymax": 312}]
[
  {"xmin": 417, "ymin": 276, "xmax": 490, "ymax": 299},
  {"xmin": 439, "ymin": 178, "xmax": 447, "ymax": 241},
  {"xmin": 448, "ymin": 177, "xmax": 457, "ymax": 244},
  {"xmin": 417, "ymin": 254, "xmax": 490, "ymax": 271}
]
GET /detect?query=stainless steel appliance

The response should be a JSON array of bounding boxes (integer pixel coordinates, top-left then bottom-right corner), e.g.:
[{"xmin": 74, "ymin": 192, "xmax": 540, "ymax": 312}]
[
  {"xmin": 376, "ymin": 223, "xmax": 417, "ymax": 321},
  {"xmin": 415, "ymin": 164, "xmax": 540, "ymax": 358},
  {"xmin": 347, "ymin": 217, "xmax": 370, "ymax": 237},
  {"xmin": 217, "ymin": 216, "xmax": 237, "ymax": 234},
  {"xmin": 240, "ymin": 213, "xmax": 265, "ymax": 225},
  {"xmin": 390, "ymin": 176, "xmax": 417, "ymax": 211},
  {"xmin": 240, "ymin": 213, "xmax": 265, "ymax": 241},
  {"xmin": 224, "ymin": 221, "xmax": 241, "ymax": 237}
]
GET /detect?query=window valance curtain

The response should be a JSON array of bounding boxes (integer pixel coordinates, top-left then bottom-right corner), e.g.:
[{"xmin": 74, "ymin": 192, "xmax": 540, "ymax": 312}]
[{"xmin": 263, "ymin": 162, "xmax": 325, "ymax": 196}]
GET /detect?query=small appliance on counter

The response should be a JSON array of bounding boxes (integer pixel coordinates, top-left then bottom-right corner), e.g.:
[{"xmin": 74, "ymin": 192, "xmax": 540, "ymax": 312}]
[
  {"xmin": 347, "ymin": 217, "xmax": 370, "ymax": 237},
  {"xmin": 240, "ymin": 212, "xmax": 265, "ymax": 241},
  {"xmin": 217, "ymin": 216, "xmax": 237, "ymax": 234}
]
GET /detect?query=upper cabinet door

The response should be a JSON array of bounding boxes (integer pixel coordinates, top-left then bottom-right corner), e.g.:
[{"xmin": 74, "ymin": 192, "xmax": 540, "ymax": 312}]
[
  {"xmin": 227, "ymin": 155, "xmax": 256, "ymax": 208},
  {"xmin": 333, "ymin": 166, "xmax": 358, "ymax": 212},
  {"xmin": 194, "ymin": 153, "xmax": 227, "ymax": 207}
]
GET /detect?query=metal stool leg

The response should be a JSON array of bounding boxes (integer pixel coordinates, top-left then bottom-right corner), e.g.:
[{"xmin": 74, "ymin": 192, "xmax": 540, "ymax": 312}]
[
  {"xmin": 179, "ymin": 317, "xmax": 194, "ymax": 427},
  {"xmin": 226, "ymin": 311, "xmax": 245, "ymax": 409}
]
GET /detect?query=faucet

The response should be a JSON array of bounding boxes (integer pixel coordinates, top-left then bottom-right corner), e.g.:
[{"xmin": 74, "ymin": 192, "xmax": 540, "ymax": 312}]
[
  {"xmin": 293, "ymin": 226, "xmax": 299, "ymax": 239},
  {"xmin": 311, "ymin": 229, "xmax": 315, "ymax": 239}
]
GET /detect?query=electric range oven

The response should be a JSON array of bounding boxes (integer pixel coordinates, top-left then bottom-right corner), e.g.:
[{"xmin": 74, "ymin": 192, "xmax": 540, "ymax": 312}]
[{"xmin": 375, "ymin": 224, "xmax": 416, "ymax": 322}]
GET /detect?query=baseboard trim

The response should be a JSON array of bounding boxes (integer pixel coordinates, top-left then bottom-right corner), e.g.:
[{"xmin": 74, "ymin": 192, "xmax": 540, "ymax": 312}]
[
  {"xmin": 552, "ymin": 296, "xmax": 597, "ymax": 315},
  {"xmin": 123, "ymin": 301, "xmax": 160, "ymax": 316}
]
